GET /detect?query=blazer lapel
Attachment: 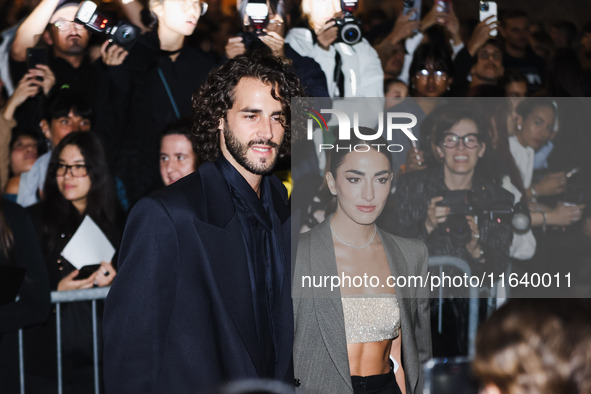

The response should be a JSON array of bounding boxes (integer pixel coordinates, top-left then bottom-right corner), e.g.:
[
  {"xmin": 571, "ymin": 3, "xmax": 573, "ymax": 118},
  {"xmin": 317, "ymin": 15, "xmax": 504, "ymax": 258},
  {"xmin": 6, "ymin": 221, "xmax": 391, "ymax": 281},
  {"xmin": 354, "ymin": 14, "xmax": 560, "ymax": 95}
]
[
  {"xmin": 379, "ymin": 230, "xmax": 419, "ymax": 392},
  {"xmin": 310, "ymin": 220, "xmax": 353, "ymax": 390},
  {"xmin": 192, "ymin": 162, "xmax": 262, "ymax": 375}
]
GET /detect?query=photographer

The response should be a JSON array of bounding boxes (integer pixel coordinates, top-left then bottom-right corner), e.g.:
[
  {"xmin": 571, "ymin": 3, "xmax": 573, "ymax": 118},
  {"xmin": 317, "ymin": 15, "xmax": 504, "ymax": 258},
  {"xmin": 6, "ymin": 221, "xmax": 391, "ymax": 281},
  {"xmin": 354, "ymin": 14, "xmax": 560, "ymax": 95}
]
[
  {"xmin": 391, "ymin": 106, "xmax": 512, "ymax": 357},
  {"xmin": 392, "ymin": 106, "xmax": 512, "ymax": 275},
  {"xmin": 224, "ymin": 0, "xmax": 329, "ymax": 98},
  {"xmin": 9, "ymin": 0, "xmax": 97, "ymax": 128},
  {"xmin": 96, "ymin": 0, "xmax": 216, "ymax": 205},
  {"xmin": 285, "ymin": 0, "xmax": 383, "ymax": 99}
]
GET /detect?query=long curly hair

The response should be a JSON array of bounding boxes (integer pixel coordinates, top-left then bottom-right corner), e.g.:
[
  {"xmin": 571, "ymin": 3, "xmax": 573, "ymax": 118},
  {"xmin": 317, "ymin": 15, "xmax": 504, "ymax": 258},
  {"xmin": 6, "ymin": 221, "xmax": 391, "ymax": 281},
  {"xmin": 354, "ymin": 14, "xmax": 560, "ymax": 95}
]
[{"xmin": 191, "ymin": 53, "xmax": 304, "ymax": 162}]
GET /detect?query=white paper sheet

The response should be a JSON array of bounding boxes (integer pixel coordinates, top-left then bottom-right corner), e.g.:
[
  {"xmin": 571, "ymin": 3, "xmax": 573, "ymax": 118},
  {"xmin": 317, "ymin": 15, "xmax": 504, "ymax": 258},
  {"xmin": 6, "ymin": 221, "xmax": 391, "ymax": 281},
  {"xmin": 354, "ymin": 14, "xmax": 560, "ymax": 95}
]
[{"xmin": 60, "ymin": 215, "xmax": 115, "ymax": 270}]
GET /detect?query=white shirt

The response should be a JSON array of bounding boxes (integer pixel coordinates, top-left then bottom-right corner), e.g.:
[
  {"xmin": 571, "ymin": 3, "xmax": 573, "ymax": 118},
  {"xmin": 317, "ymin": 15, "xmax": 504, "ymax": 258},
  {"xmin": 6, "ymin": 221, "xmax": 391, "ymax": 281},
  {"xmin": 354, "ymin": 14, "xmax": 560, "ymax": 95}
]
[{"xmin": 509, "ymin": 135, "xmax": 534, "ymax": 189}]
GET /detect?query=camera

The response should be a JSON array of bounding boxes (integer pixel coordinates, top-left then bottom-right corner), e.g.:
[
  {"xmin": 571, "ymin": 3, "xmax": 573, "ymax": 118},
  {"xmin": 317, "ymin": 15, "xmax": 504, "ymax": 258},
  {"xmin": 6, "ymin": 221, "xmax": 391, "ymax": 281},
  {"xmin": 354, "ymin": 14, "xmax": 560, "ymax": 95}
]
[
  {"xmin": 438, "ymin": 190, "xmax": 530, "ymax": 247},
  {"xmin": 75, "ymin": 1, "xmax": 140, "ymax": 51},
  {"xmin": 331, "ymin": 0, "xmax": 362, "ymax": 45},
  {"xmin": 479, "ymin": 1, "xmax": 490, "ymax": 12},
  {"xmin": 239, "ymin": 0, "xmax": 269, "ymax": 52}
]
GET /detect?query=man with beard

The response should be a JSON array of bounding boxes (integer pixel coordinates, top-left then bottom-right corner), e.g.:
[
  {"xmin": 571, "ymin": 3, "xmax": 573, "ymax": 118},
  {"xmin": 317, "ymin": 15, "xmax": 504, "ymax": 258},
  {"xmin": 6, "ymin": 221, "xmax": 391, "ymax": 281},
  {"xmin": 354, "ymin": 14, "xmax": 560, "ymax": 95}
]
[
  {"xmin": 499, "ymin": 9, "xmax": 546, "ymax": 94},
  {"xmin": 8, "ymin": 0, "xmax": 97, "ymax": 134},
  {"xmin": 10, "ymin": 0, "xmax": 92, "ymax": 92},
  {"xmin": 103, "ymin": 53, "xmax": 304, "ymax": 393}
]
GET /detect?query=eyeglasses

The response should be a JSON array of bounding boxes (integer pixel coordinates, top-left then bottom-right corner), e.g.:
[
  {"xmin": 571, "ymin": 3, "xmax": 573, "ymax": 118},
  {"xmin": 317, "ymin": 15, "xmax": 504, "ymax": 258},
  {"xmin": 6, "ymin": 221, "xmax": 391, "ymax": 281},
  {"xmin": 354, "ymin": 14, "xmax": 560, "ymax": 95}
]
[
  {"xmin": 170, "ymin": 0, "xmax": 208, "ymax": 15},
  {"xmin": 441, "ymin": 133, "xmax": 480, "ymax": 149},
  {"xmin": 478, "ymin": 50, "xmax": 502, "ymax": 61},
  {"xmin": 50, "ymin": 19, "xmax": 86, "ymax": 31},
  {"xmin": 415, "ymin": 69, "xmax": 447, "ymax": 82},
  {"xmin": 56, "ymin": 164, "xmax": 88, "ymax": 177}
]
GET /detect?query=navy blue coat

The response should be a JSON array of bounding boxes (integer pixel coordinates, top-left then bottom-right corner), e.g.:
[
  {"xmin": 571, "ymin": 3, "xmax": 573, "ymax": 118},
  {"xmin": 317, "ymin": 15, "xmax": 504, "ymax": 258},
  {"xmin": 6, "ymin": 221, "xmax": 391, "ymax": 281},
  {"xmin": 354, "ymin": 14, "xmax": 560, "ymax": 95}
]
[{"xmin": 103, "ymin": 161, "xmax": 293, "ymax": 393}]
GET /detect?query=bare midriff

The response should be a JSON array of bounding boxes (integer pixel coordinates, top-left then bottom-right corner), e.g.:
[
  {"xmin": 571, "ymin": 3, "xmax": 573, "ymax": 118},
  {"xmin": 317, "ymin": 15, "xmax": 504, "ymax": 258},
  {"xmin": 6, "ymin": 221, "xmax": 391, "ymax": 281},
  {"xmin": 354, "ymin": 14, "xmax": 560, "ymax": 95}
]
[{"xmin": 348, "ymin": 339, "xmax": 392, "ymax": 376}]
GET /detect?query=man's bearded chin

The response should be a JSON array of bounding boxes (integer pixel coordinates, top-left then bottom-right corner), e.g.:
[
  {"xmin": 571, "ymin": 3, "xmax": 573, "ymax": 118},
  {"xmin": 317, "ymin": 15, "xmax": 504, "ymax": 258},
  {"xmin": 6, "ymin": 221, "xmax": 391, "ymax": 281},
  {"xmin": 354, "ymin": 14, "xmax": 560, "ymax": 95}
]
[{"xmin": 223, "ymin": 125, "xmax": 283, "ymax": 176}]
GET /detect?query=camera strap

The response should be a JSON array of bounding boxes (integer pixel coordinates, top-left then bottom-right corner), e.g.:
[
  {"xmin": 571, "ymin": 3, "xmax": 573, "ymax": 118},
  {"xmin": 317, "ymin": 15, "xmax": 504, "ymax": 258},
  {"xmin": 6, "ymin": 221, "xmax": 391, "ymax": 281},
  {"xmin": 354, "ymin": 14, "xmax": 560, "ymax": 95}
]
[
  {"xmin": 333, "ymin": 51, "xmax": 345, "ymax": 98},
  {"xmin": 157, "ymin": 67, "xmax": 181, "ymax": 119}
]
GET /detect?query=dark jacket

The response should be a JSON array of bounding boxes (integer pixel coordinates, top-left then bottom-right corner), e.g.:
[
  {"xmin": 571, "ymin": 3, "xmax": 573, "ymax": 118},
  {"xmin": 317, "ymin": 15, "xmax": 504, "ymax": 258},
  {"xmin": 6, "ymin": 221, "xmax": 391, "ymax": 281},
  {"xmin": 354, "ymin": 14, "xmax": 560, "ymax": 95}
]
[
  {"xmin": 98, "ymin": 31, "xmax": 216, "ymax": 204},
  {"xmin": 103, "ymin": 160, "xmax": 293, "ymax": 393},
  {"xmin": 390, "ymin": 166, "xmax": 513, "ymax": 276},
  {"xmin": 0, "ymin": 199, "xmax": 50, "ymax": 394}
]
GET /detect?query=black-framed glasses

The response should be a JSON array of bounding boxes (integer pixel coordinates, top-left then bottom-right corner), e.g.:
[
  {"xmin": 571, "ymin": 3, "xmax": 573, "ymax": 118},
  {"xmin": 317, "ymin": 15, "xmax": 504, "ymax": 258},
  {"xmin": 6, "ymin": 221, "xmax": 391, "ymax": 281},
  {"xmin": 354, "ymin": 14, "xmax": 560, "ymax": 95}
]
[
  {"xmin": 441, "ymin": 133, "xmax": 480, "ymax": 149},
  {"xmin": 50, "ymin": 19, "xmax": 86, "ymax": 31},
  {"xmin": 415, "ymin": 69, "xmax": 447, "ymax": 82},
  {"xmin": 56, "ymin": 164, "xmax": 88, "ymax": 177}
]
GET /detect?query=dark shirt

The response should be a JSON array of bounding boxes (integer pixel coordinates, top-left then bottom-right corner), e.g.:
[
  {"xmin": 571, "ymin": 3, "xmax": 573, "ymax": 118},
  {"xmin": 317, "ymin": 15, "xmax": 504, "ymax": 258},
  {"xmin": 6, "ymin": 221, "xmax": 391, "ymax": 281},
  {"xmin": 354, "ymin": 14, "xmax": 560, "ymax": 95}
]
[
  {"xmin": 10, "ymin": 50, "xmax": 97, "ymax": 99},
  {"xmin": 284, "ymin": 44, "xmax": 329, "ymax": 98},
  {"xmin": 503, "ymin": 47, "xmax": 546, "ymax": 94},
  {"xmin": 23, "ymin": 202, "xmax": 120, "ymax": 393},
  {"xmin": 0, "ymin": 199, "xmax": 50, "ymax": 393},
  {"xmin": 389, "ymin": 166, "xmax": 513, "ymax": 276},
  {"xmin": 99, "ymin": 31, "xmax": 216, "ymax": 205},
  {"xmin": 216, "ymin": 158, "xmax": 283, "ymax": 378},
  {"xmin": 9, "ymin": 51, "xmax": 100, "ymax": 136}
]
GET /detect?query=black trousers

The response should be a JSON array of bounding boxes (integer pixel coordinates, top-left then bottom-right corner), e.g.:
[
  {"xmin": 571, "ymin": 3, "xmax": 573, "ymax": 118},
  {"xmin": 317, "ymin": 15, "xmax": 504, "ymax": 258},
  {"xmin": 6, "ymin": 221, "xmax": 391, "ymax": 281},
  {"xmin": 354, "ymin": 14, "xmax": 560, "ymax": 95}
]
[{"xmin": 351, "ymin": 360, "xmax": 402, "ymax": 394}]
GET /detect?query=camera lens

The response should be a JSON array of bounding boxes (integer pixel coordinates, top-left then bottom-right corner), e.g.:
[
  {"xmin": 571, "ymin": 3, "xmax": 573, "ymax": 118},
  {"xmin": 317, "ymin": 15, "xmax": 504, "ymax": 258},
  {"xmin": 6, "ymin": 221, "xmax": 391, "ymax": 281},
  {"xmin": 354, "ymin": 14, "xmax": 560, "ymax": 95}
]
[
  {"xmin": 403, "ymin": 0, "xmax": 414, "ymax": 7},
  {"xmin": 115, "ymin": 25, "xmax": 137, "ymax": 45},
  {"xmin": 480, "ymin": 2, "xmax": 489, "ymax": 11},
  {"xmin": 341, "ymin": 24, "xmax": 361, "ymax": 45},
  {"xmin": 445, "ymin": 214, "xmax": 473, "ymax": 247}
]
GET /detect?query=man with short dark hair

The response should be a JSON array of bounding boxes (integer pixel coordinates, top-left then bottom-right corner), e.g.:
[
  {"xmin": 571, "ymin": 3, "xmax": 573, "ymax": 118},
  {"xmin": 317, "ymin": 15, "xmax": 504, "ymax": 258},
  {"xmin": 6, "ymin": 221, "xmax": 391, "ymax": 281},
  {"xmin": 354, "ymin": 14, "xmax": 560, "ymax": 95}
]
[
  {"xmin": 452, "ymin": 38, "xmax": 505, "ymax": 97},
  {"xmin": 10, "ymin": 0, "xmax": 94, "ymax": 96},
  {"xmin": 499, "ymin": 10, "xmax": 546, "ymax": 94},
  {"xmin": 17, "ymin": 87, "xmax": 93, "ymax": 207},
  {"xmin": 103, "ymin": 53, "xmax": 304, "ymax": 393}
]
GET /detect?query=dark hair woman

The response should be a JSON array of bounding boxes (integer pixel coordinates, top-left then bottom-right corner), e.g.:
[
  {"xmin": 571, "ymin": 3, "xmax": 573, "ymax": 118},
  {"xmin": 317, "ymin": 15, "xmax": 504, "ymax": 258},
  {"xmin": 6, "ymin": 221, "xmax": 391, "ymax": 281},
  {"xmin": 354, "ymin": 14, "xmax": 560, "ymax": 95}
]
[
  {"xmin": 293, "ymin": 131, "xmax": 431, "ymax": 394},
  {"xmin": 392, "ymin": 107, "xmax": 513, "ymax": 356},
  {"xmin": 24, "ymin": 131, "xmax": 122, "ymax": 393}
]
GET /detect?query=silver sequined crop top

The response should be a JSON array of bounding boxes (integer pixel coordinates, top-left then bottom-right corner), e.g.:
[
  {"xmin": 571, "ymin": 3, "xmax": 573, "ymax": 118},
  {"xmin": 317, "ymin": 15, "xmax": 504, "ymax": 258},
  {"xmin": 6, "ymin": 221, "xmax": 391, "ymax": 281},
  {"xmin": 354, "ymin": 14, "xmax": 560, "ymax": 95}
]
[{"xmin": 341, "ymin": 294, "xmax": 400, "ymax": 343}]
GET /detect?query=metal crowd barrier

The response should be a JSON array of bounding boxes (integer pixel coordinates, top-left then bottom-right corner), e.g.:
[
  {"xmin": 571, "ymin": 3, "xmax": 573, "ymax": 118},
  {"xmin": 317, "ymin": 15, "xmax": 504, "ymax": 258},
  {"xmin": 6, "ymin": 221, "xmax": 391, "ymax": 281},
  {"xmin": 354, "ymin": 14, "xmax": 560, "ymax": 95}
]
[
  {"xmin": 428, "ymin": 256, "xmax": 479, "ymax": 356},
  {"xmin": 17, "ymin": 286, "xmax": 110, "ymax": 394}
]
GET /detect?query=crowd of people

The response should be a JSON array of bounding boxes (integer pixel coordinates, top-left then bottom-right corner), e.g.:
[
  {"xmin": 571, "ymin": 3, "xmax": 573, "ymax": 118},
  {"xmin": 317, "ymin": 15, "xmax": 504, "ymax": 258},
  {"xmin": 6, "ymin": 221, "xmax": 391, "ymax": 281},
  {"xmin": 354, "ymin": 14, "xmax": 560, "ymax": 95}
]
[{"xmin": 1, "ymin": 0, "xmax": 591, "ymax": 393}]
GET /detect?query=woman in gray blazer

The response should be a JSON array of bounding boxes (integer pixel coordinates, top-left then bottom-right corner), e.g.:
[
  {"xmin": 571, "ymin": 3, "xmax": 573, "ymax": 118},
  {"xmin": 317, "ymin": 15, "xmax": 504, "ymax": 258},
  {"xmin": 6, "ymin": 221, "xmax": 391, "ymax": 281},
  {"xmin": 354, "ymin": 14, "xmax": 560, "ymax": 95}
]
[{"xmin": 293, "ymin": 133, "xmax": 432, "ymax": 394}]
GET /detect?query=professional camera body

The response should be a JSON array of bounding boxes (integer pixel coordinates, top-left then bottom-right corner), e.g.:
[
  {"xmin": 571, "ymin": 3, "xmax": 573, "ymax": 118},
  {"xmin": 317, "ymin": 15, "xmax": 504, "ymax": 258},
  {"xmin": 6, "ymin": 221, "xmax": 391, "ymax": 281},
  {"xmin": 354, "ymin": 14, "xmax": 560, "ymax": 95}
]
[
  {"xmin": 75, "ymin": 1, "xmax": 140, "ymax": 51},
  {"xmin": 239, "ymin": 0, "xmax": 270, "ymax": 52},
  {"xmin": 331, "ymin": 0, "xmax": 362, "ymax": 45},
  {"xmin": 438, "ymin": 190, "xmax": 530, "ymax": 247}
]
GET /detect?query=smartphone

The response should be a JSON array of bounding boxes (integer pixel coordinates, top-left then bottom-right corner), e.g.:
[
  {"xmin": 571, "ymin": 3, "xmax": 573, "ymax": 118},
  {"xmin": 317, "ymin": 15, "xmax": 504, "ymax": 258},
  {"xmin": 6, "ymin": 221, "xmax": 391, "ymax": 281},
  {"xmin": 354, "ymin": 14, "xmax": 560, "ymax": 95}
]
[
  {"xmin": 74, "ymin": 264, "xmax": 101, "ymax": 280},
  {"xmin": 435, "ymin": 0, "xmax": 450, "ymax": 13},
  {"xmin": 563, "ymin": 184, "xmax": 585, "ymax": 206},
  {"xmin": 434, "ymin": 0, "xmax": 450, "ymax": 24},
  {"xmin": 423, "ymin": 357, "xmax": 480, "ymax": 394},
  {"xmin": 402, "ymin": 0, "xmax": 421, "ymax": 22},
  {"xmin": 26, "ymin": 47, "xmax": 48, "ymax": 71},
  {"xmin": 479, "ymin": 1, "xmax": 498, "ymax": 37}
]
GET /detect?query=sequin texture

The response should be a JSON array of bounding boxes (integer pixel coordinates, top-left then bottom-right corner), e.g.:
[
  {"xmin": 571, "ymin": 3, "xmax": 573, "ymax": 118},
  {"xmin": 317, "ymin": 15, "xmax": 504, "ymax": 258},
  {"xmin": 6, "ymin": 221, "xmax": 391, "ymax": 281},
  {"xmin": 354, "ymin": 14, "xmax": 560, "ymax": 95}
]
[{"xmin": 342, "ymin": 294, "xmax": 400, "ymax": 343}]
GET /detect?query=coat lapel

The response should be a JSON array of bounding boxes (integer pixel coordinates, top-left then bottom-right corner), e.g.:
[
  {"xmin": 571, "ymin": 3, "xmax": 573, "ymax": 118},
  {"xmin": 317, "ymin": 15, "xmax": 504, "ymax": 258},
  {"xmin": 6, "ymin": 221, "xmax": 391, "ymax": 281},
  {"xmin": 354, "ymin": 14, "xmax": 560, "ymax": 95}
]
[
  {"xmin": 379, "ymin": 229, "xmax": 419, "ymax": 392},
  {"xmin": 310, "ymin": 220, "xmax": 353, "ymax": 390},
  {"xmin": 192, "ymin": 162, "xmax": 262, "ymax": 375}
]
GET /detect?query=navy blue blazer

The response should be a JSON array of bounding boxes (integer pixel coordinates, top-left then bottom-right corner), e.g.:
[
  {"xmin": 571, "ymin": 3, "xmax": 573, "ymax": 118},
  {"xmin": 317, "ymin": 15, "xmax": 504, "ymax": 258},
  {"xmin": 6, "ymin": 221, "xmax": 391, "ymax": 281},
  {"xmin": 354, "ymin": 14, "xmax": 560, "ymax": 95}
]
[{"xmin": 103, "ymin": 161, "xmax": 293, "ymax": 393}]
